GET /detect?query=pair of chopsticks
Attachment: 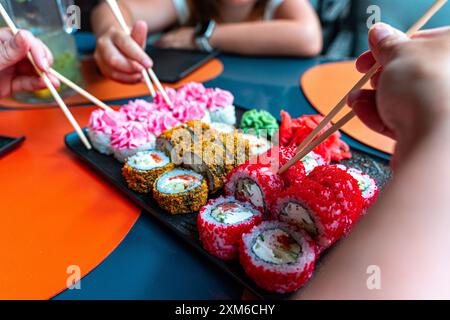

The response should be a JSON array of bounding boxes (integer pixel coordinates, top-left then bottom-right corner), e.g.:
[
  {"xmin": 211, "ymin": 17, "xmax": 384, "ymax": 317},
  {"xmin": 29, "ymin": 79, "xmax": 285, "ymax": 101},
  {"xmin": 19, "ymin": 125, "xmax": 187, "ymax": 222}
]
[
  {"xmin": 279, "ymin": 0, "xmax": 448, "ymax": 175},
  {"xmin": 105, "ymin": 0, "xmax": 173, "ymax": 107}
]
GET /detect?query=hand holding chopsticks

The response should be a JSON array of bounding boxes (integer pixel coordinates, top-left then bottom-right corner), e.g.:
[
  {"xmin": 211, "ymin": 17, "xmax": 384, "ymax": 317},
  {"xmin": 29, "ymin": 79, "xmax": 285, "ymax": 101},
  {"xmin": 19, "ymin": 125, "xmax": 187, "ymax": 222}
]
[
  {"xmin": 279, "ymin": 0, "xmax": 448, "ymax": 175},
  {"xmin": 105, "ymin": 0, "xmax": 173, "ymax": 107}
]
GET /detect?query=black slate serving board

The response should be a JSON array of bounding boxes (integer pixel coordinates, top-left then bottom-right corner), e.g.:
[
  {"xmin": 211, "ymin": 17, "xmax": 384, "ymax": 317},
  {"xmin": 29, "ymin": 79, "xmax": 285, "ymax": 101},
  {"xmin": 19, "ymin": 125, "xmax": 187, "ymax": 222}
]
[{"xmin": 65, "ymin": 106, "xmax": 392, "ymax": 300}]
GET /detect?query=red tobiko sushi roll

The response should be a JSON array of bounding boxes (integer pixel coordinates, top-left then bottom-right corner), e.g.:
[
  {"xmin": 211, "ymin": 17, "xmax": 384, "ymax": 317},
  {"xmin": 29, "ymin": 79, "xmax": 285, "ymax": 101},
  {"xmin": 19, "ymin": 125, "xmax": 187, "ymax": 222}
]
[
  {"xmin": 225, "ymin": 163, "xmax": 284, "ymax": 217},
  {"xmin": 255, "ymin": 146, "xmax": 306, "ymax": 187},
  {"xmin": 308, "ymin": 165, "xmax": 365, "ymax": 230},
  {"xmin": 272, "ymin": 178, "xmax": 348, "ymax": 253},
  {"xmin": 344, "ymin": 167, "xmax": 379, "ymax": 209},
  {"xmin": 198, "ymin": 196, "xmax": 263, "ymax": 260},
  {"xmin": 239, "ymin": 221, "xmax": 316, "ymax": 294}
]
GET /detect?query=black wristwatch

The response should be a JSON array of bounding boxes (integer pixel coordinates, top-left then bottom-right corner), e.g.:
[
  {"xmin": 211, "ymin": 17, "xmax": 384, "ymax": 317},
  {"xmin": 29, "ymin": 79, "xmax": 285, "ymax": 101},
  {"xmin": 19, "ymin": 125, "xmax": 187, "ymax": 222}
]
[{"xmin": 194, "ymin": 20, "xmax": 216, "ymax": 52}]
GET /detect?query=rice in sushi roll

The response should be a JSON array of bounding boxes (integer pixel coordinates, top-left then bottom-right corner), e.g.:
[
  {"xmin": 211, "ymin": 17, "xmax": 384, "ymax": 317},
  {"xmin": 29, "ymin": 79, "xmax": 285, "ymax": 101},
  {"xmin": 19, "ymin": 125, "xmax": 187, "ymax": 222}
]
[
  {"xmin": 198, "ymin": 196, "xmax": 263, "ymax": 260},
  {"xmin": 88, "ymin": 109, "xmax": 124, "ymax": 155},
  {"xmin": 301, "ymin": 151, "xmax": 326, "ymax": 174},
  {"xmin": 206, "ymin": 88, "xmax": 236, "ymax": 126},
  {"xmin": 345, "ymin": 167, "xmax": 379, "ymax": 209},
  {"xmin": 241, "ymin": 133, "xmax": 272, "ymax": 158},
  {"xmin": 272, "ymin": 179, "xmax": 350, "ymax": 253},
  {"xmin": 210, "ymin": 122, "xmax": 235, "ymax": 135},
  {"xmin": 111, "ymin": 121, "xmax": 156, "ymax": 163},
  {"xmin": 239, "ymin": 221, "xmax": 316, "ymax": 294},
  {"xmin": 122, "ymin": 150, "xmax": 174, "ymax": 193},
  {"xmin": 225, "ymin": 163, "xmax": 284, "ymax": 217},
  {"xmin": 153, "ymin": 169, "xmax": 208, "ymax": 215}
]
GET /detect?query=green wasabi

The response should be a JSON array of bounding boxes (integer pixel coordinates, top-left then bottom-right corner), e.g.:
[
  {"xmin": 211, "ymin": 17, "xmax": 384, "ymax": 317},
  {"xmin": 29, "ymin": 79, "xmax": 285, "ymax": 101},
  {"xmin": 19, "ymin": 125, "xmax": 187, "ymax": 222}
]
[{"xmin": 240, "ymin": 109, "xmax": 279, "ymax": 137}]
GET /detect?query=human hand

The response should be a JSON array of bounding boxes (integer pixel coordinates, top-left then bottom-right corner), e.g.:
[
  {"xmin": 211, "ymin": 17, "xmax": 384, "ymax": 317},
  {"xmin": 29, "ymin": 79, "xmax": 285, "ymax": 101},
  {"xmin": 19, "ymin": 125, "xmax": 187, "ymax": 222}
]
[
  {"xmin": 156, "ymin": 27, "xmax": 197, "ymax": 50},
  {"xmin": 0, "ymin": 29, "xmax": 59, "ymax": 98},
  {"xmin": 94, "ymin": 20, "xmax": 153, "ymax": 83},
  {"xmin": 348, "ymin": 23, "xmax": 450, "ymax": 164}
]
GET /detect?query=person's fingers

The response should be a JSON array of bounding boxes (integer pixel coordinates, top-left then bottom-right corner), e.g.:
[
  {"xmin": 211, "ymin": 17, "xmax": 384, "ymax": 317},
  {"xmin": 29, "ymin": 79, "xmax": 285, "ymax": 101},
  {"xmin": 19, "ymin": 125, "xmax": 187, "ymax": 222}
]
[
  {"xmin": 131, "ymin": 20, "xmax": 148, "ymax": 48},
  {"xmin": 356, "ymin": 51, "xmax": 376, "ymax": 73},
  {"xmin": 96, "ymin": 57, "xmax": 143, "ymax": 83},
  {"xmin": 411, "ymin": 26, "xmax": 450, "ymax": 39},
  {"xmin": 370, "ymin": 68, "xmax": 382, "ymax": 89},
  {"xmin": 347, "ymin": 89, "xmax": 395, "ymax": 139},
  {"xmin": 11, "ymin": 75, "xmax": 47, "ymax": 93},
  {"xmin": 96, "ymin": 37, "xmax": 143, "ymax": 74},
  {"xmin": 37, "ymin": 38, "xmax": 54, "ymax": 66},
  {"xmin": 368, "ymin": 23, "xmax": 410, "ymax": 66},
  {"xmin": 0, "ymin": 28, "xmax": 14, "ymax": 42},
  {"xmin": 27, "ymin": 33, "xmax": 50, "ymax": 72},
  {"xmin": 0, "ymin": 30, "xmax": 31, "ymax": 70},
  {"xmin": 112, "ymin": 31, "xmax": 152, "ymax": 68}
]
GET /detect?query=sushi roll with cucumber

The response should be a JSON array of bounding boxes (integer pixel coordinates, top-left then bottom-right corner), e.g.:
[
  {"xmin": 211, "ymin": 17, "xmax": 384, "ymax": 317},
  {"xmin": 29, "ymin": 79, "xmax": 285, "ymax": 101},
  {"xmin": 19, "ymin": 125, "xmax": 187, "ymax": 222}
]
[
  {"xmin": 272, "ymin": 179, "xmax": 350, "ymax": 253},
  {"xmin": 301, "ymin": 151, "xmax": 326, "ymax": 175},
  {"xmin": 225, "ymin": 163, "xmax": 284, "ymax": 217},
  {"xmin": 345, "ymin": 167, "xmax": 379, "ymax": 209},
  {"xmin": 122, "ymin": 150, "xmax": 174, "ymax": 193},
  {"xmin": 241, "ymin": 133, "xmax": 272, "ymax": 158},
  {"xmin": 239, "ymin": 221, "xmax": 316, "ymax": 294},
  {"xmin": 153, "ymin": 169, "xmax": 208, "ymax": 215},
  {"xmin": 198, "ymin": 196, "xmax": 263, "ymax": 260}
]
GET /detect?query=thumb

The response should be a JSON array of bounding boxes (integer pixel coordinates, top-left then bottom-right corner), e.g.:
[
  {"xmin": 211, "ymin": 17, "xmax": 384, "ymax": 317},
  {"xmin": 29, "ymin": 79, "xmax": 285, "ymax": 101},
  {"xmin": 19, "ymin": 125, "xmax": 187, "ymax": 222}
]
[
  {"xmin": 131, "ymin": 20, "xmax": 148, "ymax": 49},
  {"xmin": 0, "ymin": 30, "xmax": 31, "ymax": 70},
  {"xmin": 368, "ymin": 23, "xmax": 410, "ymax": 66}
]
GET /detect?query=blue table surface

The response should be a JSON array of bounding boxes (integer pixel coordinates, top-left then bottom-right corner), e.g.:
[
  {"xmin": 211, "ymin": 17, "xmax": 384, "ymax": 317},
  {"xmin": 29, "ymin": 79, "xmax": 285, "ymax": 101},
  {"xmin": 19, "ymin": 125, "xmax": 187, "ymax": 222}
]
[{"xmin": 13, "ymin": 33, "xmax": 388, "ymax": 300}]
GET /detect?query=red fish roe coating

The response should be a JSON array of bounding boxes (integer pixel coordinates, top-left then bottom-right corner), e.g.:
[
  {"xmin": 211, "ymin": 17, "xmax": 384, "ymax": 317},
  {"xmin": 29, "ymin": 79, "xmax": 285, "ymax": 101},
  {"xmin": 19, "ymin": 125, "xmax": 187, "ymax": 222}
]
[
  {"xmin": 308, "ymin": 165, "xmax": 365, "ymax": 231},
  {"xmin": 255, "ymin": 146, "xmax": 306, "ymax": 187},
  {"xmin": 225, "ymin": 163, "xmax": 284, "ymax": 216},
  {"xmin": 198, "ymin": 197, "xmax": 263, "ymax": 260},
  {"xmin": 273, "ymin": 178, "xmax": 348, "ymax": 252},
  {"xmin": 239, "ymin": 222, "xmax": 317, "ymax": 294}
]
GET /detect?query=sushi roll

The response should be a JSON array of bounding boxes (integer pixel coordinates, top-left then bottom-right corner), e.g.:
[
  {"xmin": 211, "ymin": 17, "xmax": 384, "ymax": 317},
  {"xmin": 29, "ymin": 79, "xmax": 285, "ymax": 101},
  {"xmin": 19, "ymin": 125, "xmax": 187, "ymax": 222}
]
[
  {"xmin": 206, "ymin": 88, "xmax": 237, "ymax": 126},
  {"xmin": 198, "ymin": 196, "xmax": 263, "ymax": 260},
  {"xmin": 225, "ymin": 163, "xmax": 284, "ymax": 217},
  {"xmin": 110, "ymin": 121, "xmax": 156, "ymax": 163},
  {"xmin": 301, "ymin": 151, "xmax": 326, "ymax": 174},
  {"xmin": 210, "ymin": 122, "xmax": 235, "ymax": 135},
  {"xmin": 239, "ymin": 221, "xmax": 316, "ymax": 294},
  {"xmin": 308, "ymin": 165, "xmax": 365, "ymax": 232},
  {"xmin": 345, "ymin": 167, "xmax": 379, "ymax": 209},
  {"xmin": 122, "ymin": 150, "xmax": 174, "ymax": 193},
  {"xmin": 272, "ymin": 179, "xmax": 349, "ymax": 253},
  {"xmin": 88, "ymin": 109, "xmax": 124, "ymax": 155},
  {"xmin": 241, "ymin": 133, "xmax": 272, "ymax": 158},
  {"xmin": 153, "ymin": 169, "xmax": 208, "ymax": 215}
]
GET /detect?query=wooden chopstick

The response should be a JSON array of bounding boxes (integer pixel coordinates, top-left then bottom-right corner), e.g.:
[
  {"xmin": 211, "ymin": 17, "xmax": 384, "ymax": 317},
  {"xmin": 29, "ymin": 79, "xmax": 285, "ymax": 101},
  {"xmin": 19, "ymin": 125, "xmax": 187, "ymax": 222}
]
[
  {"xmin": 279, "ymin": 0, "xmax": 447, "ymax": 175},
  {"xmin": 48, "ymin": 69, "xmax": 114, "ymax": 112},
  {"xmin": 105, "ymin": 0, "xmax": 174, "ymax": 106},
  {"xmin": 0, "ymin": 3, "xmax": 92, "ymax": 150}
]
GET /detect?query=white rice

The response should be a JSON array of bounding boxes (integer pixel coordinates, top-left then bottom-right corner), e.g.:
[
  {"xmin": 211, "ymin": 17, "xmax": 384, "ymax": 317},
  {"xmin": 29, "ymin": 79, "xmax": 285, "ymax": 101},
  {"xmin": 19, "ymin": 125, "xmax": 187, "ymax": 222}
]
[
  {"xmin": 88, "ymin": 129, "xmax": 113, "ymax": 155},
  {"xmin": 209, "ymin": 105, "xmax": 236, "ymax": 126}
]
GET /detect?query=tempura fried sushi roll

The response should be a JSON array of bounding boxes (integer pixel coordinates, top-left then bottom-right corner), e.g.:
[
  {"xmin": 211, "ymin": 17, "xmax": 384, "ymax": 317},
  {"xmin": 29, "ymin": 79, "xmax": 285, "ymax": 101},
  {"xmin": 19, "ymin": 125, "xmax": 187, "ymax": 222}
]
[
  {"xmin": 272, "ymin": 179, "xmax": 349, "ymax": 253},
  {"xmin": 308, "ymin": 165, "xmax": 365, "ymax": 228},
  {"xmin": 122, "ymin": 150, "xmax": 174, "ymax": 193},
  {"xmin": 225, "ymin": 164, "xmax": 284, "ymax": 217},
  {"xmin": 198, "ymin": 196, "xmax": 263, "ymax": 260},
  {"xmin": 239, "ymin": 221, "xmax": 316, "ymax": 294},
  {"xmin": 345, "ymin": 167, "xmax": 379, "ymax": 209},
  {"xmin": 182, "ymin": 144, "xmax": 233, "ymax": 194},
  {"xmin": 156, "ymin": 125, "xmax": 196, "ymax": 164},
  {"xmin": 153, "ymin": 169, "xmax": 208, "ymax": 215}
]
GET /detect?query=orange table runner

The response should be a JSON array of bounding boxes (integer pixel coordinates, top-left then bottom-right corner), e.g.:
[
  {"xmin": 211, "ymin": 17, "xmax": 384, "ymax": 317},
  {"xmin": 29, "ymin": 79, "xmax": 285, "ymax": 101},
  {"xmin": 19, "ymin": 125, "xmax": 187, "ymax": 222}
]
[
  {"xmin": 0, "ymin": 57, "xmax": 224, "ymax": 109},
  {"xmin": 301, "ymin": 61, "xmax": 396, "ymax": 154},
  {"xmin": 0, "ymin": 107, "xmax": 140, "ymax": 300}
]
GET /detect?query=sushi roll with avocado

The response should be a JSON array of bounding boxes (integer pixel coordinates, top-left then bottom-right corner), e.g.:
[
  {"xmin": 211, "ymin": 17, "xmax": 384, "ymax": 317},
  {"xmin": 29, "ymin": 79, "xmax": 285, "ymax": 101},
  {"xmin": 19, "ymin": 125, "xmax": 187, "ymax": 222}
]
[
  {"xmin": 272, "ymin": 179, "xmax": 350, "ymax": 253},
  {"xmin": 153, "ymin": 169, "xmax": 208, "ymax": 215},
  {"xmin": 122, "ymin": 150, "xmax": 174, "ymax": 193},
  {"xmin": 198, "ymin": 196, "xmax": 263, "ymax": 260},
  {"xmin": 239, "ymin": 221, "xmax": 316, "ymax": 294},
  {"xmin": 225, "ymin": 163, "xmax": 284, "ymax": 217}
]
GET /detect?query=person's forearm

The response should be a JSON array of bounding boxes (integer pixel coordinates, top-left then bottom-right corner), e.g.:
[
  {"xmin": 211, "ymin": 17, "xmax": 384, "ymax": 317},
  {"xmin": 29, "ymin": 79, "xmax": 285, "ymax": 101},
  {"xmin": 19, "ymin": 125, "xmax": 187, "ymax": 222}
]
[
  {"xmin": 209, "ymin": 21, "xmax": 322, "ymax": 57},
  {"xmin": 295, "ymin": 116, "xmax": 450, "ymax": 299}
]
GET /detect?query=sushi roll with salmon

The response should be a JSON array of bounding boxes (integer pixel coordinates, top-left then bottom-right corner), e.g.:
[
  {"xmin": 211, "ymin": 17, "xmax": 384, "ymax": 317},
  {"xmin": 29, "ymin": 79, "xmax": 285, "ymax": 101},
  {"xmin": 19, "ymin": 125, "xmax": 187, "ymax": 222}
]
[
  {"xmin": 88, "ymin": 109, "xmax": 124, "ymax": 155},
  {"xmin": 239, "ymin": 221, "xmax": 316, "ymax": 294},
  {"xmin": 122, "ymin": 150, "xmax": 174, "ymax": 193},
  {"xmin": 153, "ymin": 169, "xmax": 209, "ymax": 215},
  {"xmin": 225, "ymin": 163, "xmax": 284, "ymax": 217},
  {"xmin": 198, "ymin": 196, "xmax": 263, "ymax": 260},
  {"xmin": 272, "ymin": 179, "xmax": 350, "ymax": 253}
]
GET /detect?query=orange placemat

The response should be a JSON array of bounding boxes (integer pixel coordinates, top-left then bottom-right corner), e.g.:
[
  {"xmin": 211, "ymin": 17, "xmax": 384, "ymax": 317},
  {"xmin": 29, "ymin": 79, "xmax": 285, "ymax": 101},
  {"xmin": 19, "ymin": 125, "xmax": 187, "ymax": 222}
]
[
  {"xmin": 301, "ymin": 61, "xmax": 395, "ymax": 154},
  {"xmin": 0, "ymin": 57, "xmax": 224, "ymax": 109},
  {"xmin": 0, "ymin": 107, "xmax": 140, "ymax": 300}
]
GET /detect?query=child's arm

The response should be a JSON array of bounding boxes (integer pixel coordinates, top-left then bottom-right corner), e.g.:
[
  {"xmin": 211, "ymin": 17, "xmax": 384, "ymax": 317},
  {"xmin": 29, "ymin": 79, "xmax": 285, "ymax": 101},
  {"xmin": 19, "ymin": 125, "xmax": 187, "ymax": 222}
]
[
  {"xmin": 91, "ymin": 0, "xmax": 178, "ymax": 83},
  {"xmin": 156, "ymin": 0, "xmax": 322, "ymax": 57},
  {"xmin": 294, "ymin": 24, "xmax": 450, "ymax": 299}
]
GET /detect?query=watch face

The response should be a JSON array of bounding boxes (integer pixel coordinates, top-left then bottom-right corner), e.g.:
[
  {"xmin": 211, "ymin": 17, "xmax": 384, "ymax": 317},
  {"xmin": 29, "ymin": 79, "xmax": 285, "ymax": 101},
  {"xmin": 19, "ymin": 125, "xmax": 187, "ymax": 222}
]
[{"xmin": 195, "ymin": 22, "xmax": 210, "ymax": 37}]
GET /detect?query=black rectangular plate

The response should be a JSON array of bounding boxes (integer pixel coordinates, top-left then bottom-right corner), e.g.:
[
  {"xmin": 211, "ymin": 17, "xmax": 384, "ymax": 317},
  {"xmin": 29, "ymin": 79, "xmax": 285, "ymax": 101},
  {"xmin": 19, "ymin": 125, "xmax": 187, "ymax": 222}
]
[
  {"xmin": 0, "ymin": 135, "xmax": 25, "ymax": 158},
  {"xmin": 146, "ymin": 48, "xmax": 219, "ymax": 83},
  {"xmin": 65, "ymin": 107, "xmax": 392, "ymax": 300}
]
